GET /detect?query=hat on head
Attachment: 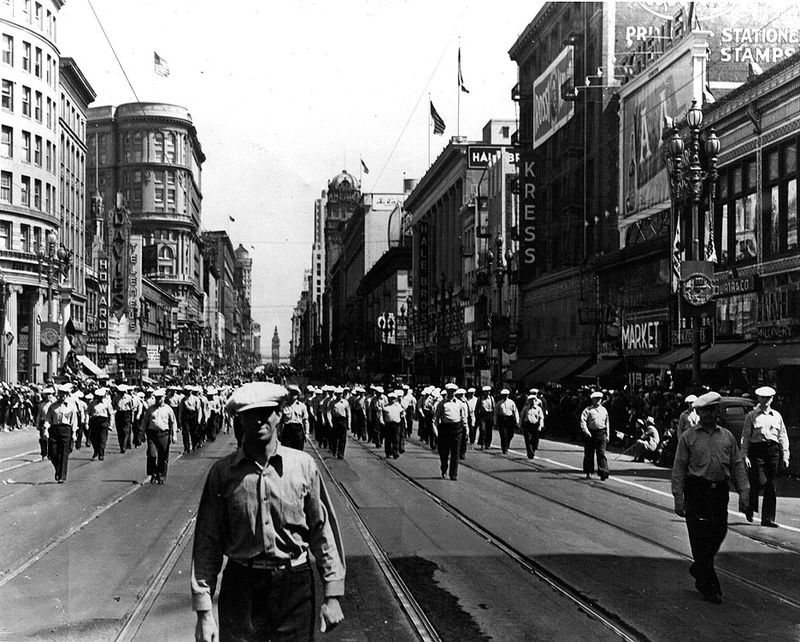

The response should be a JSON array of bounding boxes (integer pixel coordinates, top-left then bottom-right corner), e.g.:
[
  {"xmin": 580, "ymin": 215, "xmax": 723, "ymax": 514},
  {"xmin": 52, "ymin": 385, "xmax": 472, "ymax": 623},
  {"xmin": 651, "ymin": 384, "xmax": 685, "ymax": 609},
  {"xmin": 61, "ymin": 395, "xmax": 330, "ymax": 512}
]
[
  {"xmin": 693, "ymin": 391, "xmax": 721, "ymax": 408},
  {"xmin": 636, "ymin": 418, "xmax": 645, "ymax": 426},
  {"xmin": 444, "ymin": 383, "xmax": 458, "ymax": 391},
  {"xmin": 136, "ymin": 391, "xmax": 145, "ymax": 398},
  {"xmin": 287, "ymin": 384, "xmax": 301, "ymax": 394},
  {"xmin": 153, "ymin": 388, "xmax": 166, "ymax": 397},
  {"xmin": 646, "ymin": 416, "xmax": 655, "ymax": 425},
  {"xmin": 94, "ymin": 387, "xmax": 108, "ymax": 397},
  {"xmin": 73, "ymin": 391, "xmax": 84, "ymax": 399},
  {"xmin": 590, "ymin": 391, "xmax": 603, "ymax": 399},
  {"xmin": 529, "ymin": 388, "xmax": 539, "ymax": 394},
  {"xmin": 226, "ymin": 382, "xmax": 288, "ymax": 414},
  {"xmin": 455, "ymin": 388, "xmax": 466, "ymax": 395},
  {"xmin": 467, "ymin": 387, "xmax": 475, "ymax": 393},
  {"xmin": 57, "ymin": 383, "xmax": 73, "ymax": 394},
  {"xmin": 754, "ymin": 385, "xmax": 776, "ymax": 397},
  {"xmin": 306, "ymin": 384, "xmax": 315, "ymax": 392},
  {"xmin": 375, "ymin": 386, "xmax": 384, "ymax": 394},
  {"xmin": 481, "ymin": 385, "xmax": 492, "ymax": 392},
  {"xmin": 527, "ymin": 393, "xmax": 536, "ymax": 400},
  {"xmin": 402, "ymin": 384, "xmax": 409, "ymax": 390},
  {"xmin": 500, "ymin": 388, "xmax": 510, "ymax": 395},
  {"xmin": 684, "ymin": 394, "xmax": 698, "ymax": 404},
  {"xmin": 334, "ymin": 387, "xmax": 343, "ymax": 394}
]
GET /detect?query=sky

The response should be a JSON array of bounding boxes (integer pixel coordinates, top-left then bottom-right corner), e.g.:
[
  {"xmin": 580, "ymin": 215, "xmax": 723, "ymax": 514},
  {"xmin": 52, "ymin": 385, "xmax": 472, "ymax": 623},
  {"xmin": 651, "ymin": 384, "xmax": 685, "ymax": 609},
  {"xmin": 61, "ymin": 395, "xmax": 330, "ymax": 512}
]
[{"xmin": 58, "ymin": 0, "xmax": 541, "ymax": 358}]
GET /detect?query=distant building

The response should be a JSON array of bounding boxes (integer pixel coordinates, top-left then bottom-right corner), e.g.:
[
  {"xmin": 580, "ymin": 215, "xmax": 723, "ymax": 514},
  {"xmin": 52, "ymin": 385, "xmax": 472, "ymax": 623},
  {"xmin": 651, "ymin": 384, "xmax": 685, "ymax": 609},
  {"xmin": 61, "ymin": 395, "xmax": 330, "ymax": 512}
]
[{"xmin": 271, "ymin": 326, "xmax": 280, "ymax": 366}]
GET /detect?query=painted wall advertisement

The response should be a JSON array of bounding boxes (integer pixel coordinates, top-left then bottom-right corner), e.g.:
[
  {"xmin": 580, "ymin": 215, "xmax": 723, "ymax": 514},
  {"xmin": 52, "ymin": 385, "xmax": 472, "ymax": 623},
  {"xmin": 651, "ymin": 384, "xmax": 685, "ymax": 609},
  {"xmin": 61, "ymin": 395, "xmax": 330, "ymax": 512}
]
[
  {"xmin": 620, "ymin": 49, "xmax": 693, "ymax": 220},
  {"xmin": 532, "ymin": 46, "xmax": 574, "ymax": 149}
]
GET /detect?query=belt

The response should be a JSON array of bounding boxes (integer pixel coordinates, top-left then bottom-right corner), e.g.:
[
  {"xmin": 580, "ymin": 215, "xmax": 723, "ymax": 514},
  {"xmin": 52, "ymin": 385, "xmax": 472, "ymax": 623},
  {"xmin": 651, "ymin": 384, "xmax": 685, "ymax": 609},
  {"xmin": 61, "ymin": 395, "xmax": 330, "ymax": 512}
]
[
  {"xmin": 235, "ymin": 551, "xmax": 308, "ymax": 571},
  {"xmin": 687, "ymin": 476, "xmax": 728, "ymax": 489}
]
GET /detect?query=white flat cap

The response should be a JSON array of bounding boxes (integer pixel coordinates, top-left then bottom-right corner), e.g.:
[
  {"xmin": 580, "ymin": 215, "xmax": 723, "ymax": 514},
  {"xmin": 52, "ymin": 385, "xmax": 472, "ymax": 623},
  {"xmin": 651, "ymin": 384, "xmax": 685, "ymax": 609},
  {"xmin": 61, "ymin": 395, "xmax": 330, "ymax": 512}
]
[
  {"xmin": 685, "ymin": 394, "xmax": 698, "ymax": 404},
  {"xmin": 693, "ymin": 391, "xmax": 721, "ymax": 408},
  {"xmin": 590, "ymin": 391, "xmax": 603, "ymax": 399},
  {"xmin": 754, "ymin": 386, "xmax": 776, "ymax": 397},
  {"xmin": 226, "ymin": 382, "xmax": 288, "ymax": 414}
]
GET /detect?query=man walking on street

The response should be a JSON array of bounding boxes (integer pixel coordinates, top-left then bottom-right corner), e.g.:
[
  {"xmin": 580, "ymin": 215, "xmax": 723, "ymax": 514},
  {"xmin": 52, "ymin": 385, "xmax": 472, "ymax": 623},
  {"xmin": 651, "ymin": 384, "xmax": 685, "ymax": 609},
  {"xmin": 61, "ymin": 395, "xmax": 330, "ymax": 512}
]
[
  {"xmin": 434, "ymin": 383, "xmax": 467, "ymax": 480},
  {"xmin": 87, "ymin": 388, "xmax": 114, "ymax": 461},
  {"xmin": 280, "ymin": 385, "xmax": 310, "ymax": 451},
  {"xmin": 580, "ymin": 391, "xmax": 610, "ymax": 480},
  {"xmin": 476, "ymin": 386, "xmax": 495, "ymax": 450},
  {"xmin": 44, "ymin": 384, "xmax": 78, "ymax": 483},
  {"xmin": 142, "ymin": 388, "xmax": 177, "ymax": 484},
  {"xmin": 741, "ymin": 386, "xmax": 790, "ymax": 527},
  {"xmin": 191, "ymin": 381, "xmax": 345, "ymax": 642},
  {"xmin": 329, "ymin": 387, "xmax": 350, "ymax": 459},
  {"xmin": 521, "ymin": 392, "xmax": 544, "ymax": 460},
  {"xmin": 380, "ymin": 391, "xmax": 404, "ymax": 459},
  {"xmin": 494, "ymin": 388, "xmax": 519, "ymax": 454},
  {"xmin": 115, "ymin": 384, "xmax": 135, "ymax": 453},
  {"xmin": 671, "ymin": 391, "xmax": 749, "ymax": 603}
]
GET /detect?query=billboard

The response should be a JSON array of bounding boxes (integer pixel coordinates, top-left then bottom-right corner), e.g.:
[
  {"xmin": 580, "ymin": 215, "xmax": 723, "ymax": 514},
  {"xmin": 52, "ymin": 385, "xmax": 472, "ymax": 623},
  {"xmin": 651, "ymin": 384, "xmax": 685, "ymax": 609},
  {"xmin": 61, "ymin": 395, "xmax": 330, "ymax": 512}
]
[
  {"xmin": 532, "ymin": 46, "xmax": 575, "ymax": 149},
  {"xmin": 620, "ymin": 48, "xmax": 694, "ymax": 220}
]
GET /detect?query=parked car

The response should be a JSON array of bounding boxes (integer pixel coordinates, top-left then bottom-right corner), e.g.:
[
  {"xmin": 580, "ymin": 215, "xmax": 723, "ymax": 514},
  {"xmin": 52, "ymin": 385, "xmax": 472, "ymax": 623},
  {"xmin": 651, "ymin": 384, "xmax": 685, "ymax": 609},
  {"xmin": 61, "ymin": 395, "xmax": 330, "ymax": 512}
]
[{"xmin": 717, "ymin": 396, "xmax": 755, "ymax": 442}]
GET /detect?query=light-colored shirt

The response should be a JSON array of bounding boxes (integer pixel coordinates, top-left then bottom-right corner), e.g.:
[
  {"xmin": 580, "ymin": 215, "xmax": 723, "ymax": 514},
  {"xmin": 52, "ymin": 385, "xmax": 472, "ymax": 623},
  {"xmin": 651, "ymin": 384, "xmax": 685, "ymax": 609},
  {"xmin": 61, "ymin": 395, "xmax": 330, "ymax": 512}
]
[
  {"xmin": 381, "ymin": 401, "xmax": 404, "ymax": 424},
  {"xmin": 671, "ymin": 423, "xmax": 749, "ymax": 512},
  {"xmin": 521, "ymin": 401, "xmax": 544, "ymax": 427},
  {"xmin": 580, "ymin": 404, "xmax": 609, "ymax": 436},
  {"xmin": 495, "ymin": 398, "xmax": 520, "ymax": 424},
  {"xmin": 87, "ymin": 397, "xmax": 114, "ymax": 419},
  {"xmin": 436, "ymin": 397, "xmax": 467, "ymax": 428},
  {"xmin": 44, "ymin": 398, "xmax": 78, "ymax": 430},
  {"xmin": 141, "ymin": 402, "xmax": 177, "ymax": 436},
  {"xmin": 281, "ymin": 400, "xmax": 310, "ymax": 434},
  {"xmin": 741, "ymin": 405, "xmax": 790, "ymax": 463},
  {"xmin": 191, "ymin": 445, "xmax": 345, "ymax": 611},
  {"xmin": 676, "ymin": 408, "xmax": 699, "ymax": 441},
  {"xmin": 330, "ymin": 398, "xmax": 350, "ymax": 421}
]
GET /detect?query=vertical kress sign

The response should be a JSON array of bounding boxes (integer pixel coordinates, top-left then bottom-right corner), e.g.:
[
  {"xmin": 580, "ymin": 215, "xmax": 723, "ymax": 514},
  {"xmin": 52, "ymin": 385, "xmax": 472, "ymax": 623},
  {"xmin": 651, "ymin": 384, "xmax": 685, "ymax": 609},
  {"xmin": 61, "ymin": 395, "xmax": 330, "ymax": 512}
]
[{"xmin": 518, "ymin": 151, "xmax": 536, "ymax": 283}]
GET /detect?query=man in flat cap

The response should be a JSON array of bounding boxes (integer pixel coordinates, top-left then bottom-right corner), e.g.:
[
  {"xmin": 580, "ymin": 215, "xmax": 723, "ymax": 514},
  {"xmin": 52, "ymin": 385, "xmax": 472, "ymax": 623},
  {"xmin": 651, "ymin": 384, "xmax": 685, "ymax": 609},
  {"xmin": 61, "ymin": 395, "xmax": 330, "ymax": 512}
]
[
  {"xmin": 280, "ymin": 384, "xmax": 310, "ymax": 451},
  {"xmin": 741, "ymin": 386, "xmax": 790, "ymax": 527},
  {"xmin": 494, "ymin": 388, "xmax": 519, "ymax": 454},
  {"xmin": 44, "ymin": 384, "xmax": 78, "ymax": 483},
  {"xmin": 580, "ymin": 391, "xmax": 610, "ymax": 480},
  {"xmin": 671, "ymin": 391, "xmax": 749, "ymax": 603},
  {"xmin": 141, "ymin": 388, "xmax": 177, "ymax": 484},
  {"xmin": 192, "ymin": 382, "xmax": 345, "ymax": 641},
  {"xmin": 434, "ymin": 383, "xmax": 467, "ymax": 480}
]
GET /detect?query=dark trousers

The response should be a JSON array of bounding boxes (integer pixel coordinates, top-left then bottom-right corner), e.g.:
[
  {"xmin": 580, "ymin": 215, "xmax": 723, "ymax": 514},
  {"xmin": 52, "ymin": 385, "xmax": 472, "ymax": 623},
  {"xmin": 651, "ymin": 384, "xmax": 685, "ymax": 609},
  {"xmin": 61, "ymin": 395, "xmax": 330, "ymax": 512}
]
[
  {"xmin": 384, "ymin": 420, "xmax": 401, "ymax": 458},
  {"xmin": 146, "ymin": 430, "xmax": 171, "ymax": 480},
  {"xmin": 438, "ymin": 422, "xmax": 462, "ymax": 479},
  {"xmin": 480, "ymin": 417, "xmax": 494, "ymax": 449},
  {"xmin": 684, "ymin": 476, "xmax": 729, "ymax": 596},
  {"xmin": 48, "ymin": 424, "xmax": 72, "ymax": 481},
  {"xmin": 583, "ymin": 430, "xmax": 609, "ymax": 477},
  {"xmin": 747, "ymin": 441, "xmax": 781, "ymax": 523},
  {"xmin": 426, "ymin": 415, "xmax": 437, "ymax": 450},
  {"xmin": 317, "ymin": 420, "xmax": 329, "ymax": 448},
  {"xmin": 116, "ymin": 410, "xmax": 132, "ymax": 452},
  {"xmin": 353, "ymin": 413, "xmax": 366, "ymax": 440},
  {"xmin": 330, "ymin": 418, "xmax": 347, "ymax": 458},
  {"xmin": 75, "ymin": 422, "xmax": 88, "ymax": 449},
  {"xmin": 281, "ymin": 423, "xmax": 306, "ymax": 451},
  {"xmin": 219, "ymin": 561, "xmax": 314, "ymax": 642},
  {"xmin": 38, "ymin": 435, "xmax": 48, "ymax": 458},
  {"xmin": 458, "ymin": 424, "xmax": 468, "ymax": 459},
  {"xmin": 497, "ymin": 415, "xmax": 516, "ymax": 453},
  {"xmin": 89, "ymin": 416, "xmax": 109, "ymax": 459},
  {"xmin": 372, "ymin": 418, "xmax": 383, "ymax": 448},
  {"xmin": 523, "ymin": 422, "xmax": 541, "ymax": 458}
]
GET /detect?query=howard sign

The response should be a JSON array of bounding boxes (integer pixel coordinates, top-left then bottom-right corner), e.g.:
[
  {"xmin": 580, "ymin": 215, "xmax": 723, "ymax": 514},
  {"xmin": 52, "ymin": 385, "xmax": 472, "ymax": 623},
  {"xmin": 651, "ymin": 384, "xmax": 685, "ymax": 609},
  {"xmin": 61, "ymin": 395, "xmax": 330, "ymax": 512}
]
[{"xmin": 621, "ymin": 320, "xmax": 662, "ymax": 356}]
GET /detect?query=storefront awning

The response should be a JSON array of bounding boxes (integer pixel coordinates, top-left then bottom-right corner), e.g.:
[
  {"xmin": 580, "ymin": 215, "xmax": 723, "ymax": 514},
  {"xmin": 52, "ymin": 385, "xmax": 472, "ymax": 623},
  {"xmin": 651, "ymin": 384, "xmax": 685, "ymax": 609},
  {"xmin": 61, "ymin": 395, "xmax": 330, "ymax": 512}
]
[
  {"xmin": 728, "ymin": 343, "xmax": 800, "ymax": 368},
  {"xmin": 575, "ymin": 359, "xmax": 622, "ymax": 379},
  {"xmin": 76, "ymin": 354, "xmax": 108, "ymax": 379},
  {"xmin": 510, "ymin": 357, "xmax": 550, "ymax": 382},
  {"xmin": 644, "ymin": 346, "xmax": 695, "ymax": 369},
  {"xmin": 675, "ymin": 342, "xmax": 756, "ymax": 370},
  {"xmin": 525, "ymin": 355, "xmax": 592, "ymax": 385}
]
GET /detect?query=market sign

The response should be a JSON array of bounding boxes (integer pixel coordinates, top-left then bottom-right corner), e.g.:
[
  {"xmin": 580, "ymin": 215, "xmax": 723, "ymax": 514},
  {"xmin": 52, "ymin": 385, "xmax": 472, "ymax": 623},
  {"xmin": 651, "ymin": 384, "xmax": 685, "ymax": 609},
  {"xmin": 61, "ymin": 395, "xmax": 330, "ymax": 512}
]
[
  {"xmin": 621, "ymin": 320, "xmax": 662, "ymax": 356},
  {"xmin": 532, "ymin": 46, "xmax": 574, "ymax": 149}
]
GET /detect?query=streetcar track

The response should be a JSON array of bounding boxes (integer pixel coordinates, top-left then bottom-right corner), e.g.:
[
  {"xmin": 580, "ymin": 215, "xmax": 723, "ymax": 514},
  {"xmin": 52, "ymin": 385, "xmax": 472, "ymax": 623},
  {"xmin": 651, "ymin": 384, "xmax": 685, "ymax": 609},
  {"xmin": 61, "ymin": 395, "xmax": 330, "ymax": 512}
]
[
  {"xmin": 444, "ymin": 442, "xmax": 800, "ymax": 612},
  {"xmin": 0, "ymin": 448, "xmax": 39, "ymax": 464},
  {"xmin": 350, "ymin": 437, "xmax": 645, "ymax": 642},
  {"xmin": 309, "ymin": 441, "xmax": 442, "ymax": 642}
]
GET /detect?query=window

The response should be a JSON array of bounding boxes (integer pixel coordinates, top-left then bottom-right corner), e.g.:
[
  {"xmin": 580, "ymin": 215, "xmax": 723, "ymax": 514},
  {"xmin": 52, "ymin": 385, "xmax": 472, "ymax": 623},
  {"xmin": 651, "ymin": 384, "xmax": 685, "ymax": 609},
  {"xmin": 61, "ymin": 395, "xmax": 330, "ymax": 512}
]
[
  {"xmin": 34, "ymin": 47, "xmax": 41, "ymax": 77},
  {"xmin": 154, "ymin": 132, "xmax": 164, "ymax": 161},
  {"xmin": 789, "ymin": 179, "xmax": 798, "ymax": 251},
  {"xmin": 0, "ymin": 221, "xmax": 10, "ymax": 249},
  {"xmin": 2, "ymin": 35, "xmax": 12, "ymax": 66},
  {"xmin": 34, "ymin": 3, "xmax": 42, "ymax": 29},
  {"xmin": 45, "ymin": 140, "xmax": 50, "ymax": 171},
  {"xmin": 45, "ymin": 53, "xmax": 50, "ymax": 84},
  {"xmin": 45, "ymin": 97, "xmax": 51, "ymax": 128},
  {"xmin": 22, "ymin": 42, "xmax": 30, "ymax": 71},
  {"xmin": 734, "ymin": 194, "xmax": 757, "ymax": 261},
  {"xmin": 132, "ymin": 131, "xmax": 143, "ymax": 162},
  {"xmin": 1, "ymin": 126, "xmax": 11, "ymax": 158},
  {"xmin": 165, "ymin": 132, "xmax": 176, "ymax": 163},
  {"xmin": 154, "ymin": 170, "xmax": 164, "ymax": 211},
  {"xmin": 34, "ymin": 135, "xmax": 41, "ymax": 166},
  {"xmin": 20, "ymin": 175, "xmax": 29, "ymax": 205},
  {"xmin": 23, "ymin": 0, "xmax": 30, "ymax": 22},
  {"xmin": 21, "ymin": 130, "xmax": 30, "ymax": 162},
  {"xmin": 34, "ymin": 90, "xmax": 41, "ymax": 121},
  {"xmin": 20, "ymin": 224, "xmax": 31, "ymax": 252},
  {"xmin": 2, "ymin": 79, "xmax": 12, "ymax": 110},
  {"xmin": 33, "ymin": 178, "xmax": 40, "ymax": 209},
  {"xmin": 0, "ymin": 171, "xmax": 10, "ymax": 202},
  {"xmin": 166, "ymin": 171, "xmax": 176, "ymax": 212},
  {"xmin": 21, "ymin": 85, "xmax": 29, "ymax": 116},
  {"xmin": 44, "ymin": 182, "xmax": 50, "ymax": 213}
]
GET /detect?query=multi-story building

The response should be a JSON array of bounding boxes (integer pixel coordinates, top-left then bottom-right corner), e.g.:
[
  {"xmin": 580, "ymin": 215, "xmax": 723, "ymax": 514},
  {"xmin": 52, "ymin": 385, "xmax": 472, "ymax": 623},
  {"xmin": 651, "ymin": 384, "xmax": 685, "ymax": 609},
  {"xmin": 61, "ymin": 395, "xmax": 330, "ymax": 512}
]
[
  {"xmin": 0, "ymin": 0, "xmax": 75, "ymax": 382},
  {"xmin": 86, "ymin": 102, "xmax": 206, "ymax": 326},
  {"xmin": 58, "ymin": 56, "xmax": 94, "ymax": 364},
  {"xmin": 271, "ymin": 326, "xmax": 279, "ymax": 366},
  {"xmin": 202, "ymin": 230, "xmax": 241, "ymax": 371}
]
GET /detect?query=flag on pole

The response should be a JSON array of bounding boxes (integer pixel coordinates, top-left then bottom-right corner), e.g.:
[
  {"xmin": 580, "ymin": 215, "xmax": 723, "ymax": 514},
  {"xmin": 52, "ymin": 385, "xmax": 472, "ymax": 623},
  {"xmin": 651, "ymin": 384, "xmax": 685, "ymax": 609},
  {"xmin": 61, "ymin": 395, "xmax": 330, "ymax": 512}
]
[
  {"xmin": 4, "ymin": 314, "xmax": 13, "ymax": 345},
  {"xmin": 360, "ymin": 158, "xmax": 370, "ymax": 175},
  {"xmin": 154, "ymin": 52, "xmax": 170, "ymax": 77},
  {"xmin": 430, "ymin": 100, "xmax": 446, "ymax": 135},
  {"xmin": 458, "ymin": 47, "xmax": 469, "ymax": 94},
  {"xmin": 672, "ymin": 218, "xmax": 683, "ymax": 292}
]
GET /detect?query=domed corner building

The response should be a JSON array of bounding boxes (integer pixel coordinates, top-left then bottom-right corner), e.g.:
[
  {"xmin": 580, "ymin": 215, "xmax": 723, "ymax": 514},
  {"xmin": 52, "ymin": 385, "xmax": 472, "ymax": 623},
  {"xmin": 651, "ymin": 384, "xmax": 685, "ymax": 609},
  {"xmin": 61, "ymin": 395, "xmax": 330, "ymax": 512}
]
[{"xmin": 323, "ymin": 169, "xmax": 361, "ymax": 275}]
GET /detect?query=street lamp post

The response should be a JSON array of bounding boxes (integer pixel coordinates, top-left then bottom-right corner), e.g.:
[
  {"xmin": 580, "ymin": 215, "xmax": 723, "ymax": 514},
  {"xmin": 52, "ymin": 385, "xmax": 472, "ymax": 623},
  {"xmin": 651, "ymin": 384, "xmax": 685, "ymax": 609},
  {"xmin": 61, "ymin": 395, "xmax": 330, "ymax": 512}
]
[
  {"xmin": 37, "ymin": 231, "xmax": 70, "ymax": 382},
  {"xmin": 666, "ymin": 99, "xmax": 721, "ymax": 388},
  {"xmin": 0, "ymin": 267, "xmax": 8, "ymax": 380}
]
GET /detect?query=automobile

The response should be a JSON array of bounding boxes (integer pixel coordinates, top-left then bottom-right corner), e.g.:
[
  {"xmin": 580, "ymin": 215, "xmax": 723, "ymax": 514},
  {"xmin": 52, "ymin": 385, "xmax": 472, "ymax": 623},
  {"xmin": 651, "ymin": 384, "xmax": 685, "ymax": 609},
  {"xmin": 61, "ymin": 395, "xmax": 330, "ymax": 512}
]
[{"xmin": 716, "ymin": 396, "xmax": 755, "ymax": 442}]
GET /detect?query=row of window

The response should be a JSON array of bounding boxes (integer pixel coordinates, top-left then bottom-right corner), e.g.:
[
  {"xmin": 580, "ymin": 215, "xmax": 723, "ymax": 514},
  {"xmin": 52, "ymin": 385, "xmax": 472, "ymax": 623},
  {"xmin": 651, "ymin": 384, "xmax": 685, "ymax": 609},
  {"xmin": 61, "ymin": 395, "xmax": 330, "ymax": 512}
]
[
  {"xmin": 0, "ymin": 217, "xmax": 48, "ymax": 252},
  {"xmin": 119, "ymin": 130, "xmax": 180, "ymax": 164},
  {"xmin": 60, "ymin": 91, "xmax": 85, "ymax": 139},
  {"xmin": 123, "ymin": 169, "xmax": 185, "ymax": 214},
  {"xmin": 1, "ymin": 78, "xmax": 57, "ymax": 129},
  {"xmin": 0, "ymin": 170, "xmax": 56, "ymax": 214},
  {"xmin": 1, "ymin": 125, "xmax": 56, "ymax": 171},
  {"xmin": 1, "ymin": 34, "xmax": 57, "ymax": 88},
  {"xmin": 711, "ymin": 138, "xmax": 798, "ymax": 264},
  {"xmin": 1, "ymin": 1, "xmax": 57, "ymax": 40}
]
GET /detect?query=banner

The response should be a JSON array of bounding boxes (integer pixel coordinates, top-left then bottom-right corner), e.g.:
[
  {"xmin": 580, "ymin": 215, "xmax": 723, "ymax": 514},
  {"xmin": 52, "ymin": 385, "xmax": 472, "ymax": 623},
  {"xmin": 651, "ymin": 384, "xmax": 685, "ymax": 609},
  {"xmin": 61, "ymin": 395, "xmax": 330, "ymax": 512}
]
[{"xmin": 533, "ymin": 46, "xmax": 574, "ymax": 149}]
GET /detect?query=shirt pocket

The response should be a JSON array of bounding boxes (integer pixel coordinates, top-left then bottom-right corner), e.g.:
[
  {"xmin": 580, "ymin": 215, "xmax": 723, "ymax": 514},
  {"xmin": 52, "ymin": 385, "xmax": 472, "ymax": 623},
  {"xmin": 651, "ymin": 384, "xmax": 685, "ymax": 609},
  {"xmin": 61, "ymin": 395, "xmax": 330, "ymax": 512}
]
[{"xmin": 278, "ymin": 479, "xmax": 307, "ymax": 529}]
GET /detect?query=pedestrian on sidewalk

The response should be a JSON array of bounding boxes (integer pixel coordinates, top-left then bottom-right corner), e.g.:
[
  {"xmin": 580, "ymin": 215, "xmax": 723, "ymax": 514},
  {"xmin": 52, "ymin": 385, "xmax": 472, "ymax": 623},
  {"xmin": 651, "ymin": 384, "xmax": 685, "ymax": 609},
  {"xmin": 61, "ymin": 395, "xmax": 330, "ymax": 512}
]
[
  {"xmin": 741, "ymin": 386, "xmax": 790, "ymax": 528},
  {"xmin": 191, "ymin": 381, "xmax": 345, "ymax": 642},
  {"xmin": 142, "ymin": 388, "xmax": 177, "ymax": 484},
  {"xmin": 671, "ymin": 391, "xmax": 749, "ymax": 604},
  {"xmin": 114, "ymin": 384, "xmax": 135, "ymax": 454},
  {"xmin": 580, "ymin": 391, "xmax": 610, "ymax": 480},
  {"xmin": 44, "ymin": 384, "xmax": 78, "ymax": 483}
]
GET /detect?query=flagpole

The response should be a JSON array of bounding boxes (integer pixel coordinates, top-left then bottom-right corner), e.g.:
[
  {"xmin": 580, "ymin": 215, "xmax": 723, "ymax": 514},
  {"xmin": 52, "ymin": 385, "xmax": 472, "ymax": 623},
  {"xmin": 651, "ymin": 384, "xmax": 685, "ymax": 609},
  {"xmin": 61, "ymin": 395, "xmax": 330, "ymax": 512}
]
[
  {"xmin": 457, "ymin": 38, "xmax": 461, "ymax": 139},
  {"xmin": 428, "ymin": 93, "xmax": 431, "ymax": 168}
]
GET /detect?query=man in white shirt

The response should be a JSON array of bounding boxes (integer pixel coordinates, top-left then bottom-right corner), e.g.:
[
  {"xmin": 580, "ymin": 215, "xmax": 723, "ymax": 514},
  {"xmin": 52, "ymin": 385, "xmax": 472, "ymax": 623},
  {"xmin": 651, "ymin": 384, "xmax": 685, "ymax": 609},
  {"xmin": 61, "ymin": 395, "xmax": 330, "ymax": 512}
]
[
  {"xmin": 493, "ymin": 389, "xmax": 519, "ymax": 454},
  {"xmin": 434, "ymin": 383, "xmax": 467, "ymax": 480},
  {"xmin": 580, "ymin": 391, "xmax": 610, "ymax": 480}
]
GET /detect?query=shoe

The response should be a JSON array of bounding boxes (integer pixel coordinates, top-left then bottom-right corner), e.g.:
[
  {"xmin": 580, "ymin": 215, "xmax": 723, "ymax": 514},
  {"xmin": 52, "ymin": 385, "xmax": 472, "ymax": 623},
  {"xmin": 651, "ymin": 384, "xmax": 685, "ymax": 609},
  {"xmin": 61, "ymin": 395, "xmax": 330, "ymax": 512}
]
[
  {"xmin": 120, "ymin": 449, "xmax": 125, "ymax": 454},
  {"xmin": 150, "ymin": 477, "xmax": 157, "ymax": 484},
  {"xmin": 599, "ymin": 473, "xmax": 608, "ymax": 481},
  {"xmin": 761, "ymin": 520, "xmax": 779, "ymax": 528},
  {"xmin": 57, "ymin": 479, "xmax": 64, "ymax": 484},
  {"xmin": 745, "ymin": 509, "xmax": 753, "ymax": 523},
  {"xmin": 98, "ymin": 456, "xmax": 104, "ymax": 461},
  {"xmin": 450, "ymin": 476, "xmax": 457, "ymax": 481},
  {"xmin": 157, "ymin": 478, "xmax": 164, "ymax": 485},
  {"xmin": 41, "ymin": 455, "xmax": 47, "ymax": 461},
  {"xmin": 441, "ymin": 471, "xmax": 446, "ymax": 479},
  {"xmin": 702, "ymin": 591, "xmax": 722, "ymax": 604},
  {"xmin": 585, "ymin": 473, "xmax": 591, "ymax": 480}
]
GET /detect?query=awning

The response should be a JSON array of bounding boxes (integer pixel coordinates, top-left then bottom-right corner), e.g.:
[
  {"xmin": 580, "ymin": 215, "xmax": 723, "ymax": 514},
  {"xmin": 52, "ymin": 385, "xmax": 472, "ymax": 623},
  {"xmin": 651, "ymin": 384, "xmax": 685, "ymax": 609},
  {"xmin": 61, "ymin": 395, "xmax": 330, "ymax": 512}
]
[
  {"xmin": 675, "ymin": 342, "xmax": 756, "ymax": 370},
  {"xmin": 644, "ymin": 346, "xmax": 695, "ymax": 369},
  {"xmin": 575, "ymin": 359, "xmax": 622, "ymax": 379},
  {"xmin": 729, "ymin": 343, "xmax": 800, "ymax": 368},
  {"xmin": 76, "ymin": 354, "xmax": 108, "ymax": 379},
  {"xmin": 510, "ymin": 357, "xmax": 550, "ymax": 381},
  {"xmin": 525, "ymin": 355, "xmax": 592, "ymax": 385}
]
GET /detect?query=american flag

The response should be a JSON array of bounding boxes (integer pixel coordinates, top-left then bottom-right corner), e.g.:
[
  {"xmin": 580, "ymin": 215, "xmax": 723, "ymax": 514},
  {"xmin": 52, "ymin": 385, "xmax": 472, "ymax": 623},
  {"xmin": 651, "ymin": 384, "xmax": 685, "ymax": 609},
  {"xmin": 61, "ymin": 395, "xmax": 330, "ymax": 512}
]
[
  {"xmin": 154, "ymin": 52, "xmax": 170, "ymax": 77},
  {"xmin": 430, "ymin": 100, "xmax": 445, "ymax": 135},
  {"xmin": 672, "ymin": 219, "xmax": 682, "ymax": 292}
]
